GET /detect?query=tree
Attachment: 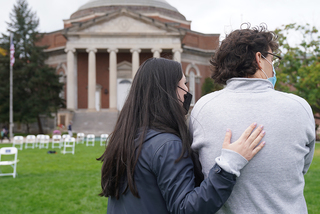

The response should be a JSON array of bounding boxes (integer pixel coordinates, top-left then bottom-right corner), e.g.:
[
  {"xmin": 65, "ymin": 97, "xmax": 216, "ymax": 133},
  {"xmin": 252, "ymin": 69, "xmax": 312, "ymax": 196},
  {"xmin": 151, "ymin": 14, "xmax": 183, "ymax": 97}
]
[
  {"xmin": 275, "ymin": 23, "xmax": 320, "ymax": 119},
  {"xmin": 201, "ymin": 77, "xmax": 223, "ymax": 96},
  {"xmin": 0, "ymin": 0, "xmax": 65, "ymax": 133}
]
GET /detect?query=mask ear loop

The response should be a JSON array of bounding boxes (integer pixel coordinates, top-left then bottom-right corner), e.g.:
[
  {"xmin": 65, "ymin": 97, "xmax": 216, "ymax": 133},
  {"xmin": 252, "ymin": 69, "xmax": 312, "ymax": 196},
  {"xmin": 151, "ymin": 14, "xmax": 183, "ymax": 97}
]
[
  {"xmin": 261, "ymin": 55, "xmax": 271, "ymax": 79},
  {"xmin": 260, "ymin": 69, "xmax": 269, "ymax": 79},
  {"xmin": 177, "ymin": 86, "xmax": 188, "ymax": 93},
  {"xmin": 177, "ymin": 86, "xmax": 189, "ymax": 104}
]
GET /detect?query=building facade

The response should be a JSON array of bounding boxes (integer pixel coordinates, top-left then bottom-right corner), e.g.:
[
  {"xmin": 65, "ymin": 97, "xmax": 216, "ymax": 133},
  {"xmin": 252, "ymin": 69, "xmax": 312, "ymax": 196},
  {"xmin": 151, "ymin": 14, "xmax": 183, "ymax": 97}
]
[{"xmin": 39, "ymin": 0, "xmax": 219, "ymax": 127}]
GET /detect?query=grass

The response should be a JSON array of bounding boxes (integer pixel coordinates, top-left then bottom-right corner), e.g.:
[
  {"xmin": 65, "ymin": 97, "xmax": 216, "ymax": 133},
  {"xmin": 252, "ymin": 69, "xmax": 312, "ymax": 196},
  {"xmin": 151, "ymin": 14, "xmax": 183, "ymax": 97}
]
[
  {"xmin": 0, "ymin": 143, "xmax": 319, "ymax": 213},
  {"xmin": 0, "ymin": 141, "xmax": 108, "ymax": 214},
  {"xmin": 305, "ymin": 143, "xmax": 320, "ymax": 214}
]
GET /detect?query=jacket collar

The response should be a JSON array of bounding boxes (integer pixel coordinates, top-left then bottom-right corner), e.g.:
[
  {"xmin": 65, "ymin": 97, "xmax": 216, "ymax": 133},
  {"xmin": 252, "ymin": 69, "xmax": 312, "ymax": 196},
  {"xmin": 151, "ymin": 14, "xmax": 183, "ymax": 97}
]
[
  {"xmin": 225, "ymin": 78, "xmax": 274, "ymax": 92},
  {"xmin": 134, "ymin": 129, "xmax": 163, "ymax": 148},
  {"xmin": 144, "ymin": 129, "xmax": 163, "ymax": 142}
]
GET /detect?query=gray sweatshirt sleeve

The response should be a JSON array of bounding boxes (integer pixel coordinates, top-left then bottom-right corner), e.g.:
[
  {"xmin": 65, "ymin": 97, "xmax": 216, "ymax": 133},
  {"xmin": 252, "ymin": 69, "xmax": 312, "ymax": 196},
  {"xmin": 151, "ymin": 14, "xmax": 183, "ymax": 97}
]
[{"xmin": 215, "ymin": 149, "xmax": 248, "ymax": 177}]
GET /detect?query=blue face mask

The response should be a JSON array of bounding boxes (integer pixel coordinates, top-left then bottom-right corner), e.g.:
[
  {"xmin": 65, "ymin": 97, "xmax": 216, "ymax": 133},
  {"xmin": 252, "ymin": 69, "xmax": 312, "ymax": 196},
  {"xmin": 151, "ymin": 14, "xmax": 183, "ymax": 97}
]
[
  {"xmin": 268, "ymin": 67, "xmax": 277, "ymax": 86},
  {"xmin": 261, "ymin": 55, "xmax": 277, "ymax": 87}
]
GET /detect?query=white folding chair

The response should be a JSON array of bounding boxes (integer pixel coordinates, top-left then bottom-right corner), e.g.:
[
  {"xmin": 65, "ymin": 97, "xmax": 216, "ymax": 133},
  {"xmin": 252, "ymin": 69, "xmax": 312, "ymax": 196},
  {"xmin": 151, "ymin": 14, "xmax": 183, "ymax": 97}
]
[
  {"xmin": 36, "ymin": 134, "xmax": 45, "ymax": 148},
  {"xmin": 62, "ymin": 134, "xmax": 70, "ymax": 141},
  {"xmin": 12, "ymin": 136, "xmax": 24, "ymax": 150},
  {"xmin": 0, "ymin": 147, "xmax": 18, "ymax": 178},
  {"xmin": 100, "ymin": 134, "xmax": 109, "ymax": 146},
  {"xmin": 52, "ymin": 135, "xmax": 62, "ymax": 149},
  {"xmin": 62, "ymin": 137, "xmax": 75, "ymax": 155},
  {"xmin": 86, "ymin": 134, "xmax": 95, "ymax": 146},
  {"xmin": 39, "ymin": 135, "xmax": 50, "ymax": 149},
  {"xmin": 25, "ymin": 135, "xmax": 36, "ymax": 149},
  {"xmin": 61, "ymin": 134, "xmax": 70, "ymax": 147},
  {"xmin": 77, "ymin": 133, "xmax": 85, "ymax": 144}
]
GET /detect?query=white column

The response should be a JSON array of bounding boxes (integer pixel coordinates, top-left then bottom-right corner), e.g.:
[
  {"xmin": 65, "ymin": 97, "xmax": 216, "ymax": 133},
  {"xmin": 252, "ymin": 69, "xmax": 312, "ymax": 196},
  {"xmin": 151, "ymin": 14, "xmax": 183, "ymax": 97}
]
[
  {"xmin": 65, "ymin": 48, "xmax": 76, "ymax": 110},
  {"xmin": 151, "ymin": 48, "xmax": 162, "ymax": 58},
  {"xmin": 86, "ymin": 48, "xmax": 97, "ymax": 111},
  {"xmin": 172, "ymin": 48, "xmax": 183, "ymax": 63},
  {"xmin": 108, "ymin": 48, "xmax": 118, "ymax": 110},
  {"xmin": 130, "ymin": 48, "xmax": 141, "ymax": 79}
]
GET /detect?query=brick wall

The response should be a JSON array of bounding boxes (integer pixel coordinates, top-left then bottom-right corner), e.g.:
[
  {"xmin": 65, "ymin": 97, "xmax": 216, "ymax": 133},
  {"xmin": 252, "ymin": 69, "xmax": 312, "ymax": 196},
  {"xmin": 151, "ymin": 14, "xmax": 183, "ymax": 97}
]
[
  {"xmin": 96, "ymin": 53, "xmax": 110, "ymax": 108},
  {"xmin": 140, "ymin": 53, "xmax": 153, "ymax": 64},
  {"xmin": 182, "ymin": 32, "xmax": 219, "ymax": 50},
  {"xmin": 77, "ymin": 52, "xmax": 88, "ymax": 109},
  {"xmin": 37, "ymin": 32, "xmax": 67, "ymax": 50}
]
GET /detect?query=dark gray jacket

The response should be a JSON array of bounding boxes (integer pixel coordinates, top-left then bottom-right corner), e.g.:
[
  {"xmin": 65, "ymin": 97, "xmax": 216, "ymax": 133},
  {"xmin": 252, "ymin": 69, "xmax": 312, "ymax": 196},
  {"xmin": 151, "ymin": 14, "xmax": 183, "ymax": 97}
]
[{"xmin": 107, "ymin": 129, "xmax": 236, "ymax": 214}]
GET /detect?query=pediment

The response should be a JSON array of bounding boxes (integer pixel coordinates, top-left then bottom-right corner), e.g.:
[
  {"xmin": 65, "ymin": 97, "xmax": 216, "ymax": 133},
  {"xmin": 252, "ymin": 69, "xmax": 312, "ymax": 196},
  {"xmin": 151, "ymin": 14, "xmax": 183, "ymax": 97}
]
[
  {"xmin": 117, "ymin": 61, "xmax": 132, "ymax": 70},
  {"xmin": 67, "ymin": 9, "xmax": 181, "ymax": 35},
  {"xmin": 81, "ymin": 15, "xmax": 167, "ymax": 34}
]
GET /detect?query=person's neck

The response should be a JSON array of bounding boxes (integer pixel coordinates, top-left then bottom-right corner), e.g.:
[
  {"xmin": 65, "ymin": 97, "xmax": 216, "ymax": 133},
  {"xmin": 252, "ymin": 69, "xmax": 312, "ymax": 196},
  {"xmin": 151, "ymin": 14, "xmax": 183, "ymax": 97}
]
[{"xmin": 248, "ymin": 69, "xmax": 267, "ymax": 79}]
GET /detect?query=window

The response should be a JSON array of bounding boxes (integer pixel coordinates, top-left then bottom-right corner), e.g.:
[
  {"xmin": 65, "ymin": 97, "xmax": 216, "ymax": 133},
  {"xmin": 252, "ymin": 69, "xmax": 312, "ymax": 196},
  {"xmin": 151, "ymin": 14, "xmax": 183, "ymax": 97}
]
[
  {"xmin": 189, "ymin": 70, "xmax": 195, "ymax": 105},
  {"xmin": 59, "ymin": 71, "xmax": 65, "ymax": 99}
]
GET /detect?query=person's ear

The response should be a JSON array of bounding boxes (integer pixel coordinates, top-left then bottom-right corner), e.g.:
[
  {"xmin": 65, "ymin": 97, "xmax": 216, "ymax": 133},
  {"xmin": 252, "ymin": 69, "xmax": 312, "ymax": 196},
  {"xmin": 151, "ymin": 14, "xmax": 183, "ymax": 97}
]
[{"xmin": 255, "ymin": 52, "xmax": 263, "ymax": 69}]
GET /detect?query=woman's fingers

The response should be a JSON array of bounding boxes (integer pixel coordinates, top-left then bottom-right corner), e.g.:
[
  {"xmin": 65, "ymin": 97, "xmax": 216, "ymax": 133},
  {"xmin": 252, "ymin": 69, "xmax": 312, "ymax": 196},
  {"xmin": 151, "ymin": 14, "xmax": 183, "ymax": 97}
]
[
  {"xmin": 251, "ymin": 141, "xmax": 266, "ymax": 157},
  {"xmin": 245, "ymin": 125, "xmax": 264, "ymax": 146},
  {"xmin": 238, "ymin": 122, "xmax": 257, "ymax": 142},
  {"xmin": 248, "ymin": 128, "xmax": 266, "ymax": 149},
  {"xmin": 222, "ymin": 129, "xmax": 232, "ymax": 149}
]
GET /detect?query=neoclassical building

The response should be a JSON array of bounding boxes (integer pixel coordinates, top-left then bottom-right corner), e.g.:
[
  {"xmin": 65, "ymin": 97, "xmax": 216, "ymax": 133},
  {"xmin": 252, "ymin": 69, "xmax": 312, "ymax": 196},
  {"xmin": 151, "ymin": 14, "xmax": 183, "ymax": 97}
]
[{"xmin": 39, "ymin": 0, "xmax": 219, "ymax": 127}]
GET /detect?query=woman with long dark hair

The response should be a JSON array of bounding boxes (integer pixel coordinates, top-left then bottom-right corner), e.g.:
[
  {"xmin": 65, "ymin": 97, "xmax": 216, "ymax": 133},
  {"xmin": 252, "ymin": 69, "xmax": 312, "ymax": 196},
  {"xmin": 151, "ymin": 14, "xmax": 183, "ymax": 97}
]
[{"xmin": 98, "ymin": 58, "xmax": 265, "ymax": 214}]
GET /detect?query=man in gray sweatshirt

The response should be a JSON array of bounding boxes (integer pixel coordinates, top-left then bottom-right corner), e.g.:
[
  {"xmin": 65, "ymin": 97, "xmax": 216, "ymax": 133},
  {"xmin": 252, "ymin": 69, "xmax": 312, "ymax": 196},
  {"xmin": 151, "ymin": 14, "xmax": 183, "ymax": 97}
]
[{"xmin": 190, "ymin": 24, "xmax": 315, "ymax": 214}]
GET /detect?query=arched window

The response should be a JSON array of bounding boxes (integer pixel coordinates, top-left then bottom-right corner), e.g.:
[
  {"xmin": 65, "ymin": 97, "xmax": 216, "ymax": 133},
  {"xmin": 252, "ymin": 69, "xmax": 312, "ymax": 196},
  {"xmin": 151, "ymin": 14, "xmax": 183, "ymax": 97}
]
[
  {"xmin": 186, "ymin": 63, "xmax": 200, "ymax": 105},
  {"xmin": 59, "ymin": 71, "xmax": 65, "ymax": 99},
  {"xmin": 189, "ymin": 70, "xmax": 195, "ymax": 105},
  {"xmin": 119, "ymin": 80, "xmax": 131, "ymax": 84}
]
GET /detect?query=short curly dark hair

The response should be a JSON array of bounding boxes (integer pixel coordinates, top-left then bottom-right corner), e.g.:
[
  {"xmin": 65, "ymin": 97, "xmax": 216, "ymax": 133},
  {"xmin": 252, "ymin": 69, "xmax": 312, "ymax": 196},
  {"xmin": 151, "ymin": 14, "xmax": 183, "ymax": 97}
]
[{"xmin": 210, "ymin": 23, "xmax": 279, "ymax": 85}]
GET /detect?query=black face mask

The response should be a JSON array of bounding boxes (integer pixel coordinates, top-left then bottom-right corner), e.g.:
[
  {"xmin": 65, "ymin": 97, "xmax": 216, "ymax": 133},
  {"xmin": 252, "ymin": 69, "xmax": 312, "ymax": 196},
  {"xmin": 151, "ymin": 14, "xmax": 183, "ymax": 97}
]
[{"xmin": 178, "ymin": 86, "xmax": 193, "ymax": 113}]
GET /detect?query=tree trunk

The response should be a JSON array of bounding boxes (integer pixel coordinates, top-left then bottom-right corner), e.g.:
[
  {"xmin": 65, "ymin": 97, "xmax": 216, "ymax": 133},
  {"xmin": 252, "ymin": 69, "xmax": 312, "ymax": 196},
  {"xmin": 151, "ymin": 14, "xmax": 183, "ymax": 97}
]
[
  {"xmin": 37, "ymin": 115, "xmax": 44, "ymax": 134},
  {"xmin": 26, "ymin": 122, "xmax": 30, "ymax": 134}
]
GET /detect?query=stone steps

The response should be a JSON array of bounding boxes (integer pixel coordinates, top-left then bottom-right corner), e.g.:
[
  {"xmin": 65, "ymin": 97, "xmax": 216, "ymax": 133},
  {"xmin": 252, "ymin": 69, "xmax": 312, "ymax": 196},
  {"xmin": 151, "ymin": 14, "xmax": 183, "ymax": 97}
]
[{"xmin": 72, "ymin": 110, "xmax": 118, "ymax": 136}]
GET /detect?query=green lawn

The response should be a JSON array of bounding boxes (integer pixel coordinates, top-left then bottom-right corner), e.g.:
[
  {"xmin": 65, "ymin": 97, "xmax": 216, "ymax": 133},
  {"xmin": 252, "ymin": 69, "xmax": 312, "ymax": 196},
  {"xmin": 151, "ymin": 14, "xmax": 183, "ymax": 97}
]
[
  {"xmin": 0, "ymin": 142, "xmax": 108, "ymax": 214},
  {"xmin": 304, "ymin": 143, "xmax": 320, "ymax": 214},
  {"xmin": 0, "ymin": 143, "xmax": 319, "ymax": 213}
]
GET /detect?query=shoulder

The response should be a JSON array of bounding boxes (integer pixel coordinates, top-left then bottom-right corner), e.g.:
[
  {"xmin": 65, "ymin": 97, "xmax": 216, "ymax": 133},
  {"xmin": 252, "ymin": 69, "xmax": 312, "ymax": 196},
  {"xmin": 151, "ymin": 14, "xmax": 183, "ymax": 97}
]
[
  {"xmin": 141, "ymin": 130, "xmax": 184, "ymax": 172},
  {"xmin": 276, "ymin": 90, "xmax": 310, "ymax": 107},
  {"xmin": 143, "ymin": 130, "xmax": 182, "ymax": 155},
  {"xmin": 191, "ymin": 89, "xmax": 225, "ymax": 118},
  {"xmin": 274, "ymin": 90, "xmax": 314, "ymax": 120}
]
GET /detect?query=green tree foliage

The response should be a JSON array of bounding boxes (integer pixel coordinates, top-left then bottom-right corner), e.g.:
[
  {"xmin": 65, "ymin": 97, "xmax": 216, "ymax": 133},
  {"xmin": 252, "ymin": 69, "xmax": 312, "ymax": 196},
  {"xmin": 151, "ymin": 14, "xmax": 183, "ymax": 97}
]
[
  {"xmin": 0, "ymin": 0, "xmax": 65, "ymax": 133},
  {"xmin": 275, "ymin": 23, "xmax": 320, "ymax": 119},
  {"xmin": 201, "ymin": 77, "xmax": 223, "ymax": 96}
]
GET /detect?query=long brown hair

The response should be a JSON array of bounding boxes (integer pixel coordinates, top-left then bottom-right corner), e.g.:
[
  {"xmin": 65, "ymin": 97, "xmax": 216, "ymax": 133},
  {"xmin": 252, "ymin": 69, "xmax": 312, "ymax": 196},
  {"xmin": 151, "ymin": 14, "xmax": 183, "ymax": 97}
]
[{"xmin": 98, "ymin": 58, "xmax": 191, "ymax": 199}]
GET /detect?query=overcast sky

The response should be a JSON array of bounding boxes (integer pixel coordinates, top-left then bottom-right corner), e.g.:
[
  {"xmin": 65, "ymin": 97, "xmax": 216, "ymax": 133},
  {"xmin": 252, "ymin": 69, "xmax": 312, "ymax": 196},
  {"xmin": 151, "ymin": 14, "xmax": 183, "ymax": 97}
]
[{"xmin": 1, "ymin": 0, "xmax": 320, "ymax": 45}]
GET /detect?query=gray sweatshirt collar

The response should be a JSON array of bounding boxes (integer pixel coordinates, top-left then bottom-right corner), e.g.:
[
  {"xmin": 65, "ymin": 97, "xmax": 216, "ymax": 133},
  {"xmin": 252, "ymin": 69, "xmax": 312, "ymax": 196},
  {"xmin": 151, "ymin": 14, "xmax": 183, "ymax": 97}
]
[{"xmin": 225, "ymin": 78, "xmax": 274, "ymax": 92}]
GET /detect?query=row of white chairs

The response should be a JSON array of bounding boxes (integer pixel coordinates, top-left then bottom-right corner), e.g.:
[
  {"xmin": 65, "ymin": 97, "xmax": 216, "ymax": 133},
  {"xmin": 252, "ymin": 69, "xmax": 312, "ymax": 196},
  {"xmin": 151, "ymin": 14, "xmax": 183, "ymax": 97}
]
[
  {"xmin": 12, "ymin": 133, "xmax": 109, "ymax": 151},
  {"xmin": 12, "ymin": 135, "xmax": 51, "ymax": 150},
  {"xmin": 76, "ymin": 133, "xmax": 109, "ymax": 147},
  {"xmin": 12, "ymin": 134, "xmax": 76, "ymax": 154},
  {"xmin": 0, "ymin": 134, "xmax": 110, "ymax": 178}
]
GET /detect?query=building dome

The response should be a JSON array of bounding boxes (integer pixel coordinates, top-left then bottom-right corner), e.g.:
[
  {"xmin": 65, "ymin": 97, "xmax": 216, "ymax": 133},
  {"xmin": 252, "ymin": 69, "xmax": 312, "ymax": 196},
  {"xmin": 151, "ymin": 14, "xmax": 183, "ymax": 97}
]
[
  {"xmin": 71, "ymin": 0, "xmax": 186, "ymax": 21},
  {"xmin": 78, "ymin": 0, "xmax": 179, "ymax": 12}
]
